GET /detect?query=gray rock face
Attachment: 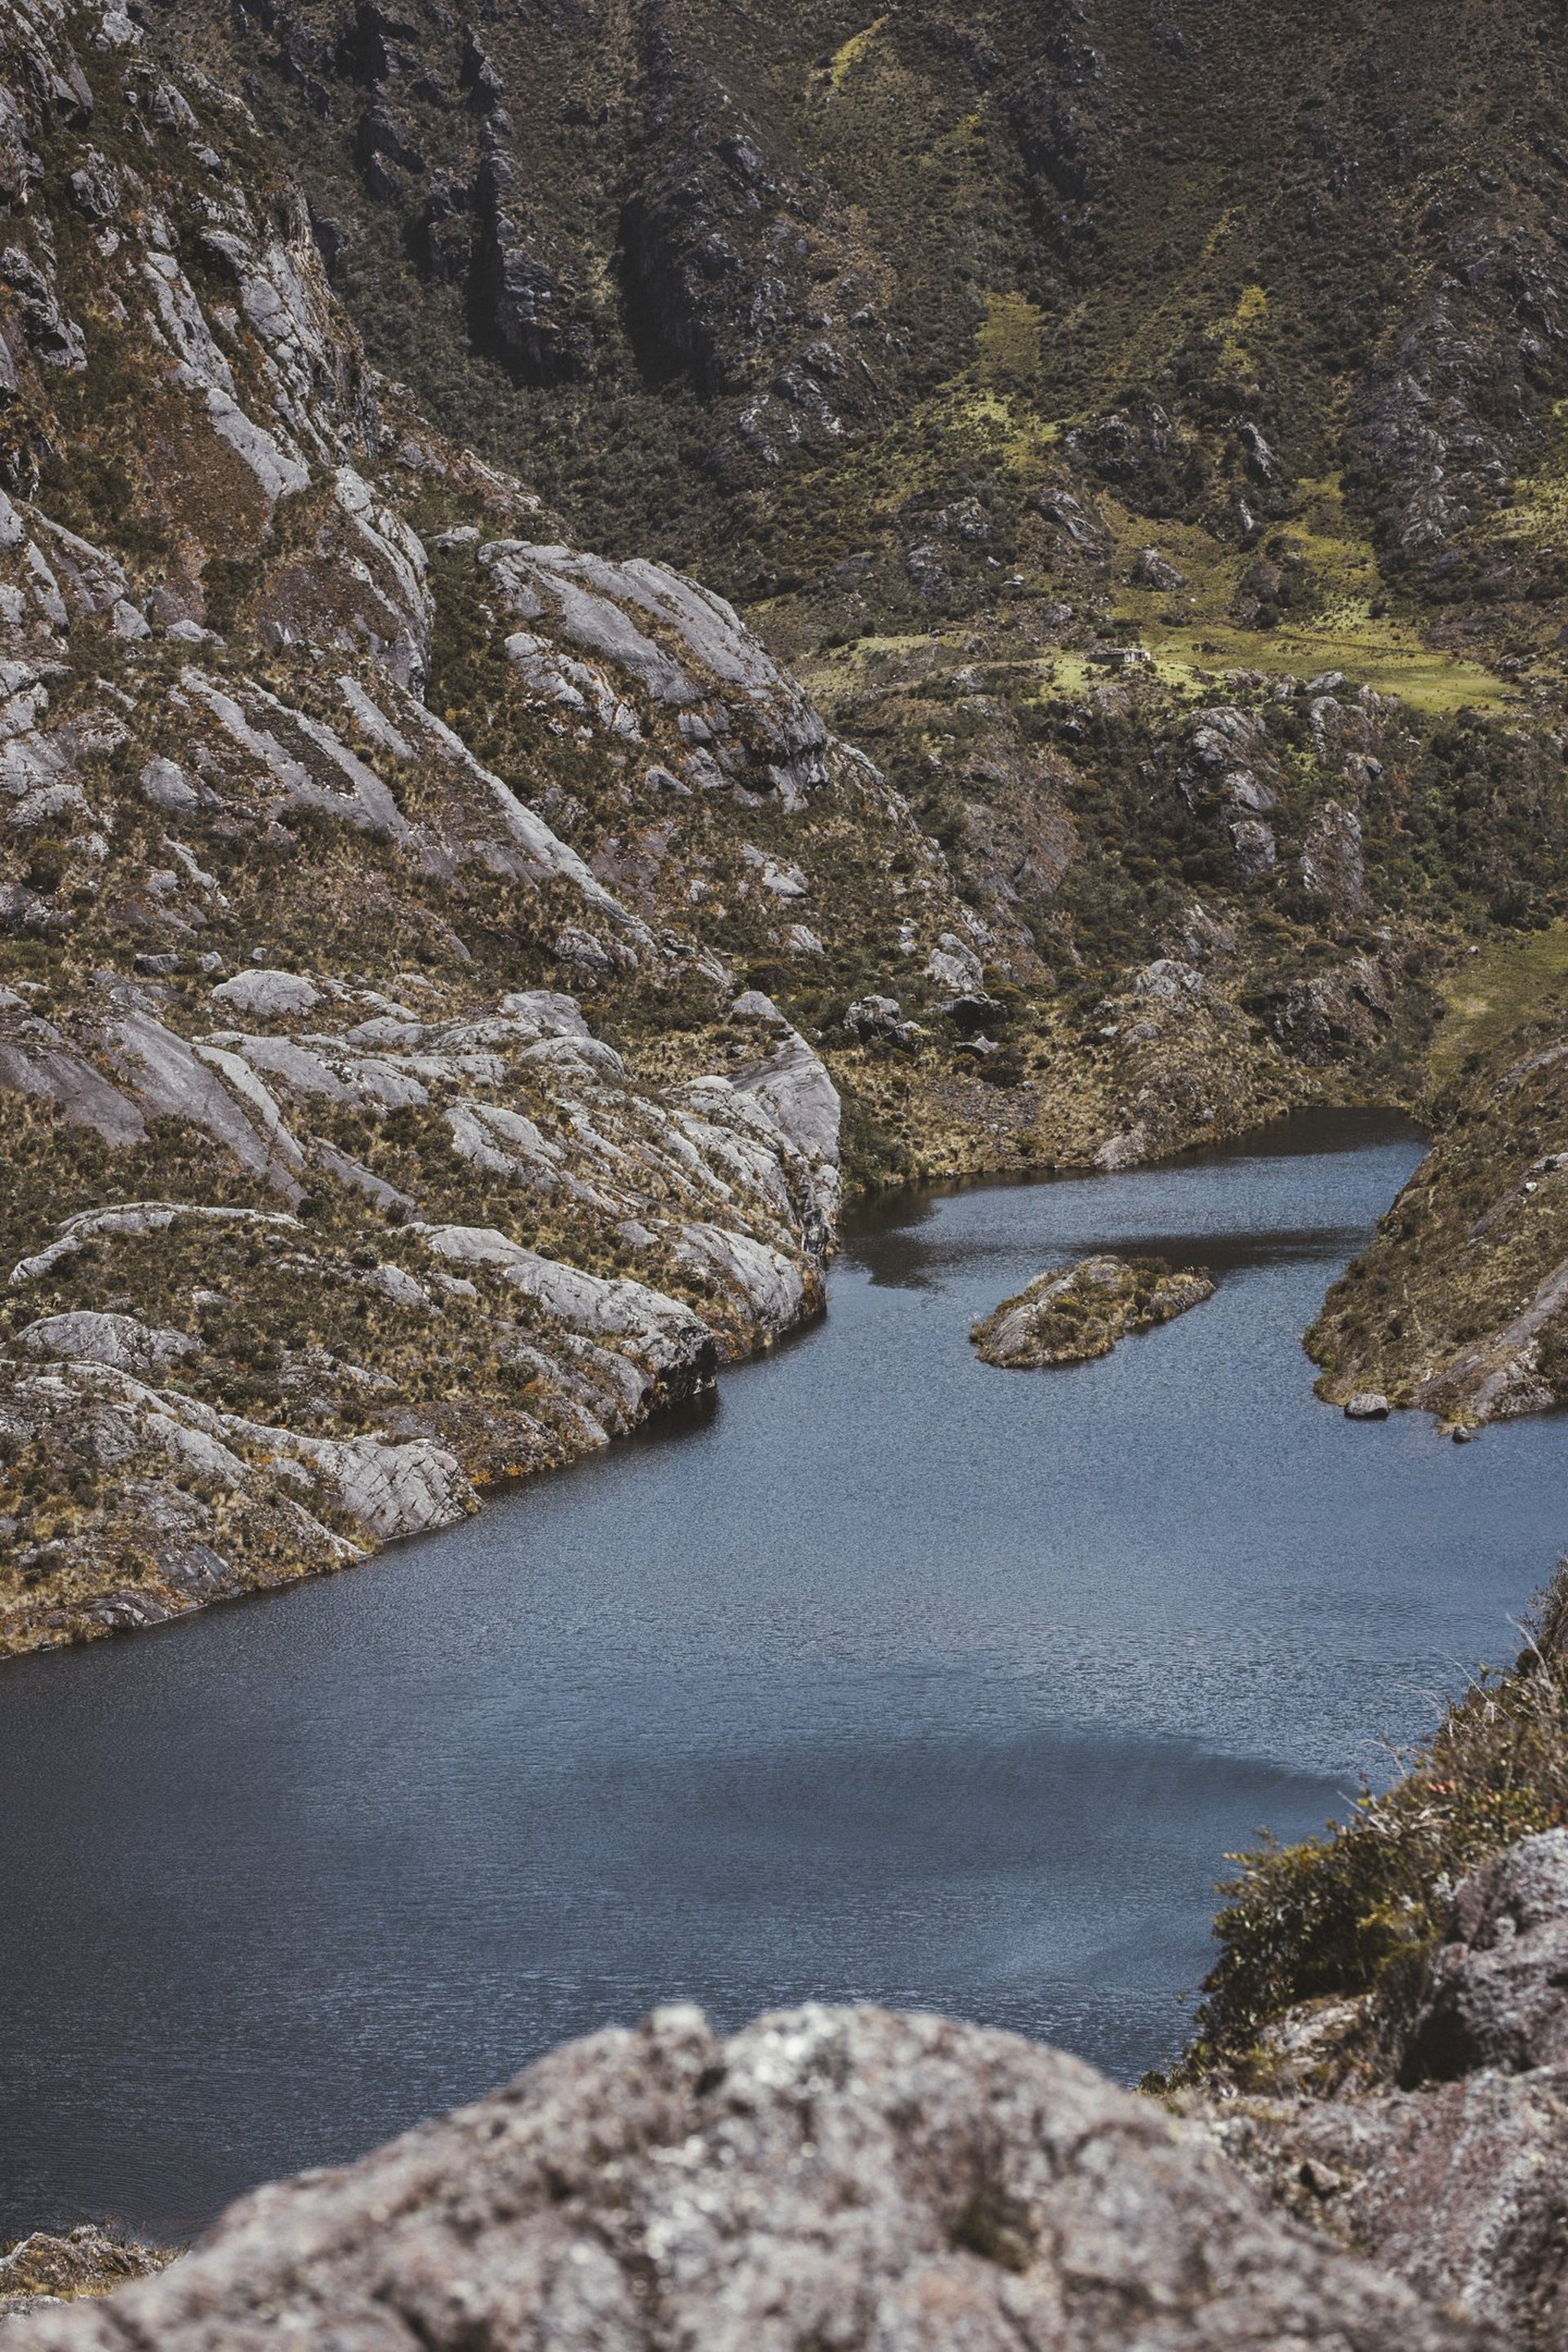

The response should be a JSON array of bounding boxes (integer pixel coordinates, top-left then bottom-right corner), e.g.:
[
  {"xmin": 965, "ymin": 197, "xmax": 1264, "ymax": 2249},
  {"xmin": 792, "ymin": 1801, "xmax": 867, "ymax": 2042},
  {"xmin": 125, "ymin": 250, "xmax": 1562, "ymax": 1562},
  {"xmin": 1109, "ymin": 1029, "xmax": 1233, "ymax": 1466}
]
[
  {"xmin": 1197, "ymin": 1830, "xmax": 1568, "ymax": 2346},
  {"xmin": 1411, "ymin": 1253, "xmax": 1568, "ymax": 1427},
  {"xmin": 1402, "ymin": 1829, "xmax": 1568, "ymax": 2082},
  {"xmin": 1299, "ymin": 800, "xmax": 1367, "ymax": 915},
  {"xmin": 478, "ymin": 540, "xmax": 834, "ymax": 806},
  {"xmin": 210, "ymin": 968, "xmax": 321, "ymax": 1020},
  {"xmin": 15, "ymin": 1311, "xmax": 198, "ymax": 1376},
  {"xmin": 416, "ymin": 1223, "xmax": 719, "ymax": 1404},
  {"xmin": 7, "ymin": 2006, "xmax": 1475, "ymax": 2351},
  {"xmin": 472, "ymin": 152, "xmax": 593, "ymax": 385},
  {"xmin": 1133, "ymin": 545, "xmax": 1187, "ymax": 590},
  {"xmin": 926, "ymin": 929, "xmax": 986, "ymax": 993},
  {"xmin": 846, "ymin": 993, "xmax": 919, "ymax": 1049},
  {"xmin": 732, "ymin": 1027, "xmax": 843, "ymax": 1240},
  {"xmin": 1267, "ymin": 956, "xmax": 1392, "ymax": 1066},
  {"xmin": 1206, "ymin": 2069, "xmax": 1568, "ymax": 2350}
]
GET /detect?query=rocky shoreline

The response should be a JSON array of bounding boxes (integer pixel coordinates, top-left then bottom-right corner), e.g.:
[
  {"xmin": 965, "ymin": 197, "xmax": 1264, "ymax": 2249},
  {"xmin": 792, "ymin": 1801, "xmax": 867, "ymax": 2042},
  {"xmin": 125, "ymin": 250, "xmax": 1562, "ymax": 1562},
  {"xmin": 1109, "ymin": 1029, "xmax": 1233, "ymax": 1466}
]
[{"xmin": 0, "ymin": 979, "xmax": 844, "ymax": 1657}]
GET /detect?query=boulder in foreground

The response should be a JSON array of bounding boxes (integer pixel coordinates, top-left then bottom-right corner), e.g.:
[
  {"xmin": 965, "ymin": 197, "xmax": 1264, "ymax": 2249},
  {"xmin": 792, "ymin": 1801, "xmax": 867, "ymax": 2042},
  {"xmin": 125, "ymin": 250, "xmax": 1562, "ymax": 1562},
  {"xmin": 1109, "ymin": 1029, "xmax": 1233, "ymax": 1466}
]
[
  {"xmin": 7, "ymin": 2005, "xmax": 1476, "ymax": 2350},
  {"xmin": 972, "ymin": 1254, "xmax": 1216, "ymax": 1368}
]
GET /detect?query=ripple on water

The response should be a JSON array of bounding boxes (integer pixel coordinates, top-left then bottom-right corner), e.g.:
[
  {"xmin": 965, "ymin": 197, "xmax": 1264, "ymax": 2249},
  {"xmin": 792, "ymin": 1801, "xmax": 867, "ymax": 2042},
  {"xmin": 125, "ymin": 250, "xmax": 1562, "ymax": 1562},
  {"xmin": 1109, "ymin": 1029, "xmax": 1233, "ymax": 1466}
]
[{"xmin": 0, "ymin": 1110, "xmax": 1562, "ymax": 2238}]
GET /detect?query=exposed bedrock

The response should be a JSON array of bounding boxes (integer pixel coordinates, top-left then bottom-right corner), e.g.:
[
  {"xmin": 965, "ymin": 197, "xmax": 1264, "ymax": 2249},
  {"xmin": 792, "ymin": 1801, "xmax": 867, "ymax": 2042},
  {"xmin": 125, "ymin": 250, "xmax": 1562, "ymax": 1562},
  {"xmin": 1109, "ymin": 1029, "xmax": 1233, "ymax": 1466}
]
[
  {"xmin": 7, "ymin": 2006, "xmax": 1477, "ymax": 2351},
  {"xmin": 1196, "ymin": 1830, "xmax": 1568, "ymax": 2348}
]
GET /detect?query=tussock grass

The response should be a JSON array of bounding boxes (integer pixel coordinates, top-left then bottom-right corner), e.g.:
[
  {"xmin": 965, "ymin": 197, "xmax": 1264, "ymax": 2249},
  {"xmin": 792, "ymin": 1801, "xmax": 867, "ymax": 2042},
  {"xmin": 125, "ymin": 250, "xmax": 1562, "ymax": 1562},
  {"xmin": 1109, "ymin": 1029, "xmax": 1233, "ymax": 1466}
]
[
  {"xmin": 1427, "ymin": 921, "xmax": 1568, "ymax": 1089},
  {"xmin": 1169, "ymin": 1562, "xmax": 1568, "ymax": 2087}
]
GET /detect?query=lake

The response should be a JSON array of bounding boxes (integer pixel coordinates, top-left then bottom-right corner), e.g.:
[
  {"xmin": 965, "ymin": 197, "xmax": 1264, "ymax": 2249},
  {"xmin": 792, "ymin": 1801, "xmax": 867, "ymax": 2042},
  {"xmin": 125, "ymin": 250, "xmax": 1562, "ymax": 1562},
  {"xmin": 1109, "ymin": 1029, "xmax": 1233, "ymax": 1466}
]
[{"xmin": 1, "ymin": 1108, "xmax": 1563, "ymax": 2239}]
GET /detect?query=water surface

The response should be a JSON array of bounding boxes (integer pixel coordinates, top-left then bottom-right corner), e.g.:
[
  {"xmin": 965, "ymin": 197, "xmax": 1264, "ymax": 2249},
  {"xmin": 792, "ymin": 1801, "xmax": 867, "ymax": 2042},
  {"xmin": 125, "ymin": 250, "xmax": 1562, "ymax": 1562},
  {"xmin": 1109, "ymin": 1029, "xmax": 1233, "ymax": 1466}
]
[{"xmin": 2, "ymin": 1110, "xmax": 1564, "ymax": 2238}]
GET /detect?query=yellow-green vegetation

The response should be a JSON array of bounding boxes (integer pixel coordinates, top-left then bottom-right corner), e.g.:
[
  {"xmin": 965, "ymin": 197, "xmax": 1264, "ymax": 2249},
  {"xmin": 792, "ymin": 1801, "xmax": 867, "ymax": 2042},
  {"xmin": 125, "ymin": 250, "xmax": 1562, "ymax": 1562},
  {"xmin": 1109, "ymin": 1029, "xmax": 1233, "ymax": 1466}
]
[
  {"xmin": 1107, "ymin": 481, "xmax": 1512, "ymax": 713},
  {"xmin": 757, "ymin": 380, "xmax": 1066, "ymax": 586},
  {"xmin": 1214, "ymin": 283, "xmax": 1270, "ymax": 379},
  {"xmin": 1172, "ymin": 1563, "xmax": 1568, "ymax": 2091},
  {"xmin": 1426, "ymin": 921, "xmax": 1568, "ymax": 1089},
  {"xmin": 817, "ymin": 16, "xmax": 889, "ymax": 96},
  {"xmin": 973, "ymin": 293, "xmax": 1049, "ymax": 395},
  {"xmin": 1138, "ymin": 627, "xmax": 1508, "ymax": 715}
]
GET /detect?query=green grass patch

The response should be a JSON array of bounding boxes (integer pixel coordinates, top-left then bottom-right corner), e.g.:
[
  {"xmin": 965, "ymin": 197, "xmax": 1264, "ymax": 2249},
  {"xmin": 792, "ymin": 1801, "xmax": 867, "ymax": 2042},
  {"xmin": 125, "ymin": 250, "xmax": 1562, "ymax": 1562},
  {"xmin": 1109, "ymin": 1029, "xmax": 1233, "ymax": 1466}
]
[
  {"xmin": 1427, "ymin": 920, "xmax": 1568, "ymax": 1089},
  {"xmin": 1102, "ymin": 479, "xmax": 1513, "ymax": 712}
]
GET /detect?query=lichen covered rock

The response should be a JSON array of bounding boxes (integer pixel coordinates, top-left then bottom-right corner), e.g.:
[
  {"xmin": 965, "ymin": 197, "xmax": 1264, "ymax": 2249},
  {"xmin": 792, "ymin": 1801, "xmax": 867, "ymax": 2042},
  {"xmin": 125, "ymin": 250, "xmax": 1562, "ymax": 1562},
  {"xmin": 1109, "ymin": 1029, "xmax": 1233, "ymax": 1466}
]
[
  {"xmin": 1401, "ymin": 1830, "xmax": 1568, "ymax": 2084},
  {"xmin": 6, "ymin": 2007, "xmax": 1477, "ymax": 2351},
  {"xmin": 1190, "ymin": 1829, "xmax": 1568, "ymax": 2348}
]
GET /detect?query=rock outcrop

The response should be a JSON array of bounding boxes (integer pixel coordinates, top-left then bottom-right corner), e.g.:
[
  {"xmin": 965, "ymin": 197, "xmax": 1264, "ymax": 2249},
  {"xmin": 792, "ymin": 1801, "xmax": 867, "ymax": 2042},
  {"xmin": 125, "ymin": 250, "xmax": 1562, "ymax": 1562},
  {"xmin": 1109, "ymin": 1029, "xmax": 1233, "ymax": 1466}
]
[
  {"xmin": 972, "ymin": 1254, "xmax": 1215, "ymax": 1369},
  {"xmin": 6, "ymin": 2006, "xmax": 1477, "ymax": 2351},
  {"xmin": 0, "ymin": 0, "xmax": 964, "ymax": 1654},
  {"xmin": 1194, "ymin": 1831, "xmax": 1568, "ymax": 2349},
  {"xmin": 0, "ymin": 2229, "xmax": 171, "ymax": 2328},
  {"xmin": 1402, "ymin": 1831, "xmax": 1568, "ymax": 2083},
  {"xmin": 1310, "ymin": 988, "xmax": 1568, "ymax": 1428}
]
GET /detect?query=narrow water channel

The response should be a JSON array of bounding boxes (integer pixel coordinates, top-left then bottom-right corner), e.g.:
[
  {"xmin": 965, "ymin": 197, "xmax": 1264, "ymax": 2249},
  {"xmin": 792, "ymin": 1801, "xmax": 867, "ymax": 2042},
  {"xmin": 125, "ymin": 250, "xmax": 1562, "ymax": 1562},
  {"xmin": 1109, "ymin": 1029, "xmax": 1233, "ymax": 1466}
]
[{"xmin": 2, "ymin": 1109, "xmax": 1564, "ymax": 2241}]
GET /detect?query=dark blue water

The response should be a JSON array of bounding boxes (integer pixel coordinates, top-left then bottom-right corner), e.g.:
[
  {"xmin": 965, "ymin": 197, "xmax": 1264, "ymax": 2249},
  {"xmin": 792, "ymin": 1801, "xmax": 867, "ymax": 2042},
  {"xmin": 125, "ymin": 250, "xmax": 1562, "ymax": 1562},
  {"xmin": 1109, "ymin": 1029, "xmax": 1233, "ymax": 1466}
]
[{"xmin": 1, "ymin": 1110, "xmax": 1564, "ymax": 2240}]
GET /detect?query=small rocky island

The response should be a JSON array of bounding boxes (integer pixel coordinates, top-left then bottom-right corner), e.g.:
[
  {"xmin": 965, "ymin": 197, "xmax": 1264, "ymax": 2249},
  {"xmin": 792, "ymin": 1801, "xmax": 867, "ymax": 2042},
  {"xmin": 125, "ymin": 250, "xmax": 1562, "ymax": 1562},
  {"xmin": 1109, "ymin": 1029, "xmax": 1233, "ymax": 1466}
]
[{"xmin": 971, "ymin": 1255, "xmax": 1216, "ymax": 1369}]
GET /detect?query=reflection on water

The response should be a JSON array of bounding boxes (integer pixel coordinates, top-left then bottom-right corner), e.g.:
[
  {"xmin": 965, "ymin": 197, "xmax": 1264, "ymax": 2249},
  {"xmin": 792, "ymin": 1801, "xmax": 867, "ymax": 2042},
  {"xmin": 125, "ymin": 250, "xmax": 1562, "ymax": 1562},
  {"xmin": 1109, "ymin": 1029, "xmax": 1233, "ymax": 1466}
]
[{"xmin": 0, "ymin": 1110, "xmax": 1563, "ymax": 2238}]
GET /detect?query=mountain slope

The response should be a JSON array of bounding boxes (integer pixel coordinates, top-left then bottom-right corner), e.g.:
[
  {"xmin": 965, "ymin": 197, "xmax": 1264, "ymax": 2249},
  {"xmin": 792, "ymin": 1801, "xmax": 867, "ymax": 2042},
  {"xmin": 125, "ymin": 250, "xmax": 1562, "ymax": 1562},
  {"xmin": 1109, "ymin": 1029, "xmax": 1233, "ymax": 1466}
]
[
  {"xmin": 4, "ymin": 0, "xmax": 1568, "ymax": 1658},
  {"xmin": 0, "ymin": 0, "xmax": 937, "ymax": 1650},
  {"xmin": 143, "ymin": 0, "xmax": 1568, "ymax": 1442}
]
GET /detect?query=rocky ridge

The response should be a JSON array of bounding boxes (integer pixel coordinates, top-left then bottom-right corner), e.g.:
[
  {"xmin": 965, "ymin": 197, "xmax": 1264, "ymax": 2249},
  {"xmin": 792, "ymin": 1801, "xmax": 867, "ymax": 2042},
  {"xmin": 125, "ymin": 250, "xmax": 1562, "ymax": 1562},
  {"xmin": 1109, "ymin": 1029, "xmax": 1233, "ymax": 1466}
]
[{"xmin": 0, "ymin": 0, "xmax": 955, "ymax": 1653}]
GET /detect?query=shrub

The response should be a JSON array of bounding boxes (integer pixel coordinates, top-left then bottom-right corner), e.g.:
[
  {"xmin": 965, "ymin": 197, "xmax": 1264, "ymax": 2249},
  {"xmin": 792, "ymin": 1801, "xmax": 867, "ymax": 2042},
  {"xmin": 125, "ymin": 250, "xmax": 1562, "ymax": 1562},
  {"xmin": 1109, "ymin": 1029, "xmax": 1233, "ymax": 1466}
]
[{"xmin": 1168, "ymin": 1564, "xmax": 1568, "ymax": 2086}]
